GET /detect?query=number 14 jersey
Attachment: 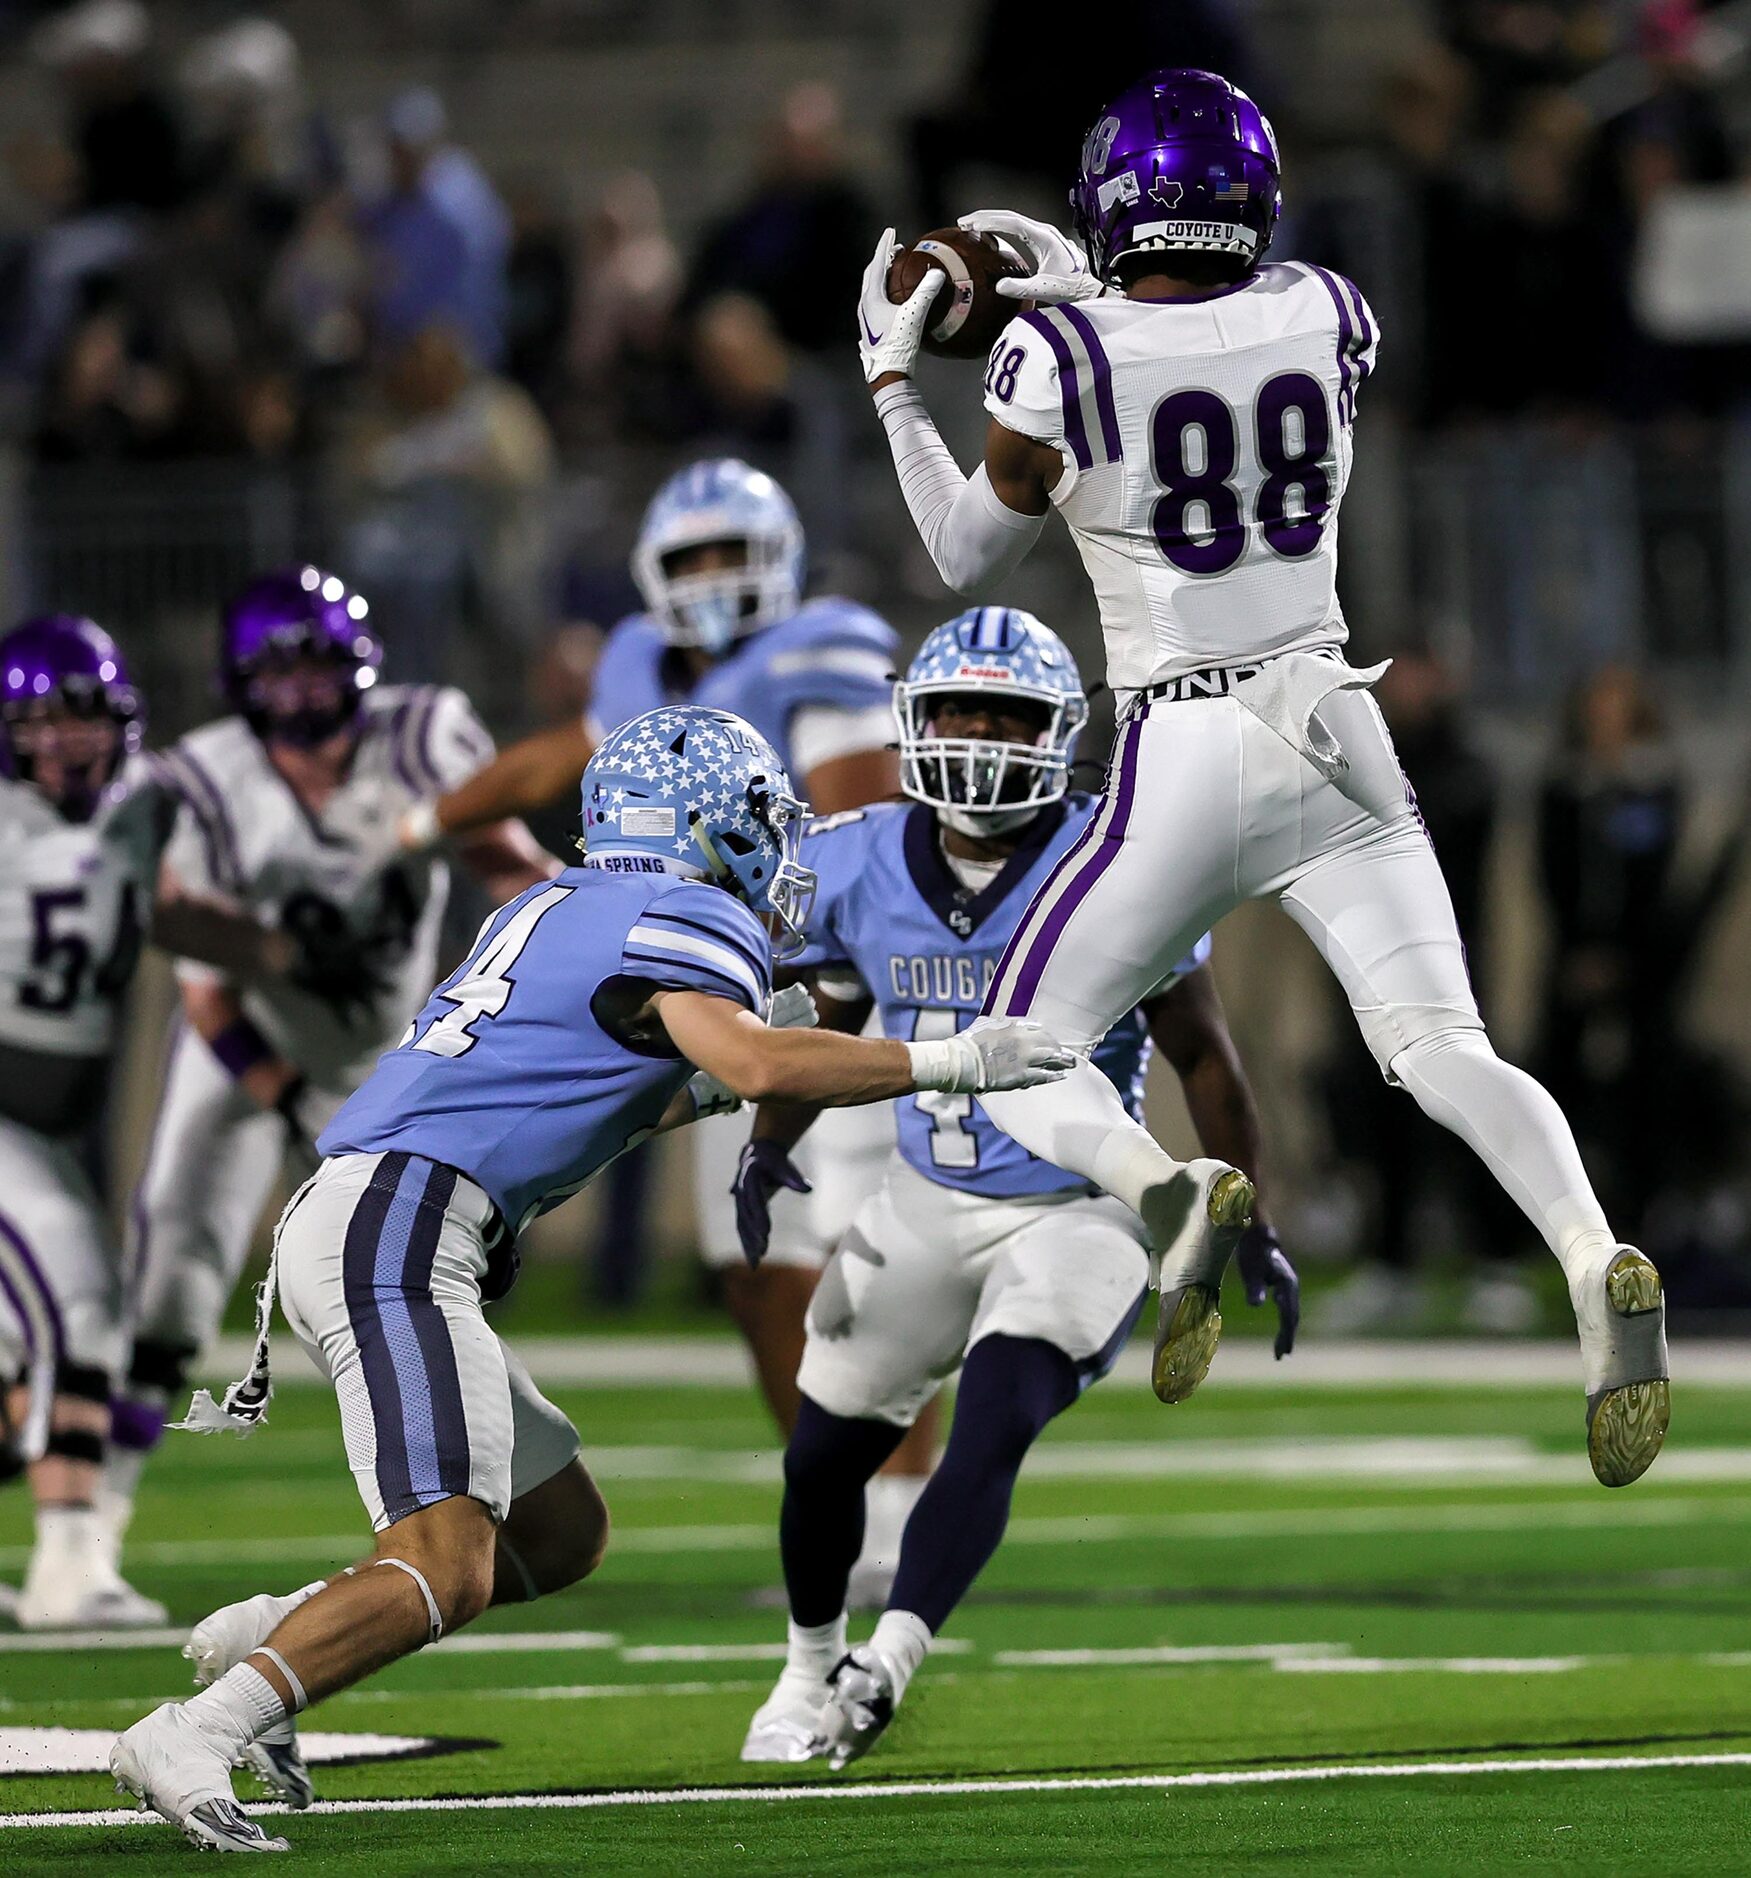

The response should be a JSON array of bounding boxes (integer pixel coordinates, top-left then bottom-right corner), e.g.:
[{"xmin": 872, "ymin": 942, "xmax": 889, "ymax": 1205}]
[{"xmin": 983, "ymin": 261, "xmax": 1379, "ymax": 692}]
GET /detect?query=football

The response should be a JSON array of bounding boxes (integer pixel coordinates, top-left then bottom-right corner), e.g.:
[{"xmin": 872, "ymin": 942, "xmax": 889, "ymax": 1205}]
[{"xmin": 886, "ymin": 226, "xmax": 1030, "ymax": 360}]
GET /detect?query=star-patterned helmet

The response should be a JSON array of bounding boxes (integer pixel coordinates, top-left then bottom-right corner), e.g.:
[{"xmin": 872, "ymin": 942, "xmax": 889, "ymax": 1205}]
[
  {"xmin": 895, "ymin": 607, "xmax": 1088, "ymax": 836},
  {"xmin": 580, "ymin": 704, "xmax": 816, "ymax": 954},
  {"xmin": 631, "ymin": 458, "xmax": 805, "ymax": 656}
]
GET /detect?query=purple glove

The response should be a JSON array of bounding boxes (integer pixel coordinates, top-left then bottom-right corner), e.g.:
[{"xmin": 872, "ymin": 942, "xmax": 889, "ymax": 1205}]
[
  {"xmin": 1235, "ymin": 1223, "xmax": 1299, "ymax": 1359},
  {"xmin": 733, "ymin": 1139, "xmax": 812, "ymax": 1268}
]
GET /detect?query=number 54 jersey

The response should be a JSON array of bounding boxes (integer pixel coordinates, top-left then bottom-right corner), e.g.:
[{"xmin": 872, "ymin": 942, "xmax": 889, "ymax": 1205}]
[
  {"xmin": 795, "ymin": 799, "xmax": 1209, "ymax": 1200},
  {"xmin": 983, "ymin": 262, "xmax": 1379, "ymax": 693},
  {"xmin": 0, "ymin": 760, "xmax": 169, "ymax": 1060}
]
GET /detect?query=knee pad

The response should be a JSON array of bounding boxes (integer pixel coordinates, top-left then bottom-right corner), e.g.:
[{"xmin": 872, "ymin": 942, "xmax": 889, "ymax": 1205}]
[{"xmin": 1388, "ymin": 1023, "xmax": 1495, "ymax": 1085}]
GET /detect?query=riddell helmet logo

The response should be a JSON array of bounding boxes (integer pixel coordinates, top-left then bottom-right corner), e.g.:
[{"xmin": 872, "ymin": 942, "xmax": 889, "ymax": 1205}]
[{"xmin": 954, "ymin": 665, "xmax": 1016, "ymax": 681}]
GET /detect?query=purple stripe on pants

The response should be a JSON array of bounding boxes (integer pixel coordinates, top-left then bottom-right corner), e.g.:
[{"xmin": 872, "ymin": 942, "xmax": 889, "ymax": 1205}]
[
  {"xmin": 1057, "ymin": 303, "xmax": 1121, "ymax": 464},
  {"xmin": 1309, "ymin": 266, "xmax": 1355, "ymax": 425},
  {"xmin": 996, "ymin": 707, "xmax": 1146, "ymax": 1017},
  {"xmin": 0, "ymin": 1211, "xmax": 67, "ymax": 1364},
  {"xmin": 1019, "ymin": 309, "xmax": 1092, "ymax": 471}
]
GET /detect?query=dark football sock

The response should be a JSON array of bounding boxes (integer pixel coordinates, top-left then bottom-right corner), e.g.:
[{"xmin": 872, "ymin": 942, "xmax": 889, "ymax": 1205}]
[
  {"xmin": 888, "ymin": 1334, "xmax": 1080, "ymax": 1634},
  {"xmin": 780, "ymin": 1396, "xmax": 906, "ymax": 1626}
]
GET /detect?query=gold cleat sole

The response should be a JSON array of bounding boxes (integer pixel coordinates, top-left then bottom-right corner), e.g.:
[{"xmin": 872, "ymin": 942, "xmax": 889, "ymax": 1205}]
[
  {"xmin": 1207, "ymin": 1168, "xmax": 1256, "ymax": 1231},
  {"xmin": 1587, "ymin": 1251, "xmax": 1669, "ymax": 1488},
  {"xmin": 1152, "ymin": 1284, "xmax": 1222, "ymax": 1405},
  {"xmin": 1606, "ymin": 1249, "xmax": 1662, "ymax": 1317},
  {"xmin": 1588, "ymin": 1378, "xmax": 1670, "ymax": 1488}
]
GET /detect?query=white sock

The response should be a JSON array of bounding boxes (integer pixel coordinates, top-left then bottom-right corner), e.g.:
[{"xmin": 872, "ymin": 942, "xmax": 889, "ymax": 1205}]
[
  {"xmin": 980, "ymin": 1058, "xmax": 1179, "ymax": 1216},
  {"xmin": 1390, "ymin": 1031, "xmax": 1617, "ymax": 1296},
  {"xmin": 185, "ymin": 1662, "xmax": 286, "ymax": 1756},
  {"xmin": 869, "ymin": 1609, "xmax": 933, "ymax": 1701},
  {"xmin": 859, "ymin": 1474, "xmax": 927, "ymax": 1571},
  {"xmin": 783, "ymin": 1613, "xmax": 847, "ymax": 1690},
  {"xmin": 31, "ymin": 1504, "xmax": 105, "ymax": 1574}
]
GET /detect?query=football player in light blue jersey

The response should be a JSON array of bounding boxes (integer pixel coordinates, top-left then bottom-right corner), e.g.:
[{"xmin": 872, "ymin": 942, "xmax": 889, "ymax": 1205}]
[
  {"xmin": 332, "ymin": 455, "xmax": 923, "ymax": 1562},
  {"xmin": 109, "ymin": 705, "xmax": 1071, "ymax": 1854},
  {"xmin": 730, "ymin": 609, "xmax": 1300, "ymax": 1767}
]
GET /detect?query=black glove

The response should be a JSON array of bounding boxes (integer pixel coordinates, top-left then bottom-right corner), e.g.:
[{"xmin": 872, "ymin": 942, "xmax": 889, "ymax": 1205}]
[
  {"xmin": 1235, "ymin": 1222, "xmax": 1299, "ymax": 1360},
  {"xmin": 283, "ymin": 914, "xmax": 395, "ymax": 1026},
  {"xmin": 732, "ymin": 1139, "xmax": 812, "ymax": 1268}
]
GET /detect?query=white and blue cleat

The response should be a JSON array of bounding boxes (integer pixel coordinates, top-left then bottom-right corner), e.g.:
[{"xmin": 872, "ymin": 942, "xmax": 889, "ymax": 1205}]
[
  {"xmin": 821, "ymin": 1647, "xmax": 899, "ymax": 1770},
  {"xmin": 110, "ymin": 1703, "xmax": 289, "ymax": 1853}
]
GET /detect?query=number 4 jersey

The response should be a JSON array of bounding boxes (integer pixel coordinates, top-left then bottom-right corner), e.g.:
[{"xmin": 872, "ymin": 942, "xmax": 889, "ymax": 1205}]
[
  {"xmin": 795, "ymin": 799, "xmax": 1209, "ymax": 1200},
  {"xmin": 983, "ymin": 262, "xmax": 1379, "ymax": 693}
]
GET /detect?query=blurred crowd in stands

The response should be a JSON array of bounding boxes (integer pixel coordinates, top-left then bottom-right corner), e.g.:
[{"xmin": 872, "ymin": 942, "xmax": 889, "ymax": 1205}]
[{"xmin": 0, "ymin": 0, "xmax": 1748, "ymax": 1321}]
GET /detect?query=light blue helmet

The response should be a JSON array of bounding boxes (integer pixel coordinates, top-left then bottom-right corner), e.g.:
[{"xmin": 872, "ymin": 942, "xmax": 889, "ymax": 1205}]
[
  {"xmin": 631, "ymin": 458, "xmax": 805, "ymax": 656},
  {"xmin": 895, "ymin": 607, "xmax": 1089, "ymax": 836},
  {"xmin": 580, "ymin": 704, "xmax": 815, "ymax": 954}
]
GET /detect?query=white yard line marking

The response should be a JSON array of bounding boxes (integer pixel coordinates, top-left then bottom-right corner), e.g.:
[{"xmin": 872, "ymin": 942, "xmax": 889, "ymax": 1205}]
[
  {"xmin": 9, "ymin": 1751, "xmax": 1751, "ymax": 1830},
  {"xmin": 1276, "ymin": 1656, "xmax": 1591, "ymax": 1675},
  {"xmin": 339, "ymin": 1678, "xmax": 775, "ymax": 1704},
  {"xmin": 205, "ymin": 1333, "xmax": 1751, "ymax": 1390},
  {"xmin": 995, "ymin": 1644, "xmax": 1347, "ymax": 1667},
  {"xmin": 5, "ymin": 1490, "xmax": 1748, "ymax": 1582},
  {"xmin": 620, "ymin": 1640, "xmax": 975, "ymax": 1664},
  {"xmin": 0, "ymin": 1625, "xmax": 621, "ymax": 1657}
]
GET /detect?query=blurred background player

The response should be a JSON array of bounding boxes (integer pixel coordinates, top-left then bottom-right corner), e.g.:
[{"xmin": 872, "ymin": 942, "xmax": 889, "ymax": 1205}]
[
  {"xmin": 861, "ymin": 67, "xmax": 1668, "ymax": 1489},
  {"xmin": 732, "ymin": 607, "xmax": 1296, "ymax": 1764},
  {"xmin": 334, "ymin": 457, "xmax": 934, "ymax": 1584},
  {"xmin": 105, "ymin": 567, "xmax": 554, "ymax": 1560},
  {"xmin": 0, "ymin": 612, "xmax": 329, "ymax": 1628},
  {"xmin": 110, "ymin": 705, "xmax": 1072, "ymax": 1853}
]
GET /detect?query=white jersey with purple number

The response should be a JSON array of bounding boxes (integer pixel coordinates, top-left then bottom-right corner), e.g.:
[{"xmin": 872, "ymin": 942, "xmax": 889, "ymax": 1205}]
[
  {"xmin": 982, "ymin": 262, "xmax": 1378, "ymax": 693},
  {"xmin": 159, "ymin": 685, "xmax": 496, "ymax": 1093},
  {"xmin": 0, "ymin": 757, "xmax": 170, "ymax": 1057}
]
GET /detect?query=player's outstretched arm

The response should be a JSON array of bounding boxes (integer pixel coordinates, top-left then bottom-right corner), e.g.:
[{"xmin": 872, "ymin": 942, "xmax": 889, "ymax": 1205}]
[
  {"xmin": 858, "ymin": 229, "xmax": 1054, "ymax": 595},
  {"xmin": 657, "ymin": 988, "xmax": 1071, "ymax": 1108},
  {"xmin": 1146, "ymin": 967, "xmax": 1300, "ymax": 1358},
  {"xmin": 413, "ymin": 719, "xmax": 595, "ymax": 848}
]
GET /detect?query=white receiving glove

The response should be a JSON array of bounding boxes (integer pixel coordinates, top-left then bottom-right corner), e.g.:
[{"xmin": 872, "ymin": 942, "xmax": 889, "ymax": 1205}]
[
  {"xmin": 958, "ymin": 210, "xmax": 1109, "ymax": 306},
  {"xmin": 858, "ymin": 227, "xmax": 947, "ymax": 384},
  {"xmin": 686, "ymin": 983, "xmax": 821, "ymax": 1119},
  {"xmin": 907, "ymin": 1017, "xmax": 1074, "ymax": 1095}
]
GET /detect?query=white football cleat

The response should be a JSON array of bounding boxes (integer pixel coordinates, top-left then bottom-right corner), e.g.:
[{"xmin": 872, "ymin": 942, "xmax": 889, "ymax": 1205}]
[
  {"xmin": 187, "ymin": 1591, "xmax": 316, "ymax": 1808},
  {"xmin": 111, "ymin": 1702, "xmax": 289, "ymax": 1853},
  {"xmin": 1144, "ymin": 1159, "xmax": 1255, "ymax": 1405},
  {"xmin": 741, "ymin": 1673, "xmax": 831, "ymax": 1763},
  {"xmin": 821, "ymin": 1646, "xmax": 898, "ymax": 1769},
  {"xmin": 1575, "ymin": 1247, "xmax": 1670, "ymax": 1488}
]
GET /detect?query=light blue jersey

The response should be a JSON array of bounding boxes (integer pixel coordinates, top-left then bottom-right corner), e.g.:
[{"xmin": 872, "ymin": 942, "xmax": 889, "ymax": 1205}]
[
  {"xmin": 320, "ymin": 867, "xmax": 773, "ymax": 1259},
  {"xmin": 587, "ymin": 597, "xmax": 897, "ymax": 778},
  {"xmin": 797, "ymin": 798, "xmax": 1210, "ymax": 1200}
]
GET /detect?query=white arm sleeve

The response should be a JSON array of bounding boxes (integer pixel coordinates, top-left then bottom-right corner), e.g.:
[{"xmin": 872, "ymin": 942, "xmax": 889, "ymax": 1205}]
[{"xmin": 873, "ymin": 380, "xmax": 1045, "ymax": 595}]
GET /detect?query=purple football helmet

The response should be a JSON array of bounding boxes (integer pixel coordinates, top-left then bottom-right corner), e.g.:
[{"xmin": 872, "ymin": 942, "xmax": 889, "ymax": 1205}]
[
  {"xmin": 221, "ymin": 565, "xmax": 382, "ymax": 747},
  {"xmin": 0, "ymin": 613, "xmax": 143, "ymax": 821},
  {"xmin": 1070, "ymin": 69, "xmax": 1281, "ymax": 283}
]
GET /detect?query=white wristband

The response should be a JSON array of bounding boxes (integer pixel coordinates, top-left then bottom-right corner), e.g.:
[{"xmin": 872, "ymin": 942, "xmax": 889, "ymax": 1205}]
[
  {"xmin": 399, "ymin": 799, "xmax": 443, "ymax": 852},
  {"xmin": 905, "ymin": 1036, "xmax": 976, "ymax": 1095}
]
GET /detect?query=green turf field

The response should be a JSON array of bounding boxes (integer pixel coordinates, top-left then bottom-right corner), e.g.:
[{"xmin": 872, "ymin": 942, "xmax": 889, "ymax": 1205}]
[{"xmin": 4, "ymin": 1349, "xmax": 1749, "ymax": 1874}]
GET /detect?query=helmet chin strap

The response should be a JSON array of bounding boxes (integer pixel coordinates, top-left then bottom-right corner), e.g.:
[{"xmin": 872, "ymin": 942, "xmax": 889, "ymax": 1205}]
[
  {"xmin": 688, "ymin": 815, "xmax": 739, "ymax": 889},
  {"xmin": 938, "ymin": 802, "xmax": 1041, "ymax": 839}
]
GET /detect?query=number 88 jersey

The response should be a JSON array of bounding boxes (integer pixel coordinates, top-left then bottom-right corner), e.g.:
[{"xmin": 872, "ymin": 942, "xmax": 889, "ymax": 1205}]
[
  {"xmin": 982, "ymin": 262, "xmax": 1379, "ymax": 694},
  {"xmin": 0, "ymin": 759, "xmax": 168, "ymax": 1057}
]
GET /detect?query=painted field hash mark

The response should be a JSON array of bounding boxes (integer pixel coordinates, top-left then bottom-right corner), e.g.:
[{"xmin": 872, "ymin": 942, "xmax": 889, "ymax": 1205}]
[{"xmin": 8, "ymin": 1751, "xmax": 1751, "ymax": 1830}]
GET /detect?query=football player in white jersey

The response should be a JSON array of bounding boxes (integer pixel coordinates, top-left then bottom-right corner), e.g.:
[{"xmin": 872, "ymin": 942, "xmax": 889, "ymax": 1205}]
[
  {"xmin": 859, "ymin": 67, "xmax": 1668, "ymax": 1488},
  {"xmin": 106, "ymin": 568, "xmax": 555, "ymax": 1555},
  {"xmin": 0, "ymin": 613, "xmax": 352, "ymax": 1628}
]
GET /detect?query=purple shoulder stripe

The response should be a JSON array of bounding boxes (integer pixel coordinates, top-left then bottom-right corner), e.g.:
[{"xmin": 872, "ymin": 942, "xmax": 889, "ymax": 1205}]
[
  {"xmin": 1056, "ymin": 303, "xmax": 1121, "ymax": 465},
  {"xmin": 1333, "ymin": 273, "xmax": 1377, "ymax": 399},
  {"xmin": 161, "ymin": 747, "xmax": 242, "ymax": 889},
  {"xmin": 1019, "ymin": 308, "xmax": 1093, "ymax": 470},
  {"xmin": 1307, "ymin": 265, "xmax": 1356, "ymax": 425}
]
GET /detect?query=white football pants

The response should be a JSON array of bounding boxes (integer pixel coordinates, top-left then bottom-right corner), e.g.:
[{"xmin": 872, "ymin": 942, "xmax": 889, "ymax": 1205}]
[{"xmin": 980, "ymin": 679, "xmax": 1614, "ymax": 1284}]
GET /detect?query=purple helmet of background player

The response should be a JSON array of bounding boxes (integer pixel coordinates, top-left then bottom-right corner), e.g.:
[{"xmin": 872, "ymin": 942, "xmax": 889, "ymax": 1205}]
[
  {"xmin": 221, "ymin": 565, "xmax": 382, "ymax": 748},
  {"xmin": 1070, "ymin": 69, "xmax": 1282, "ymax": 285},
  {"xmin": 0, "ymin": 613, "xmax": 143, "ymax": 821}
]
